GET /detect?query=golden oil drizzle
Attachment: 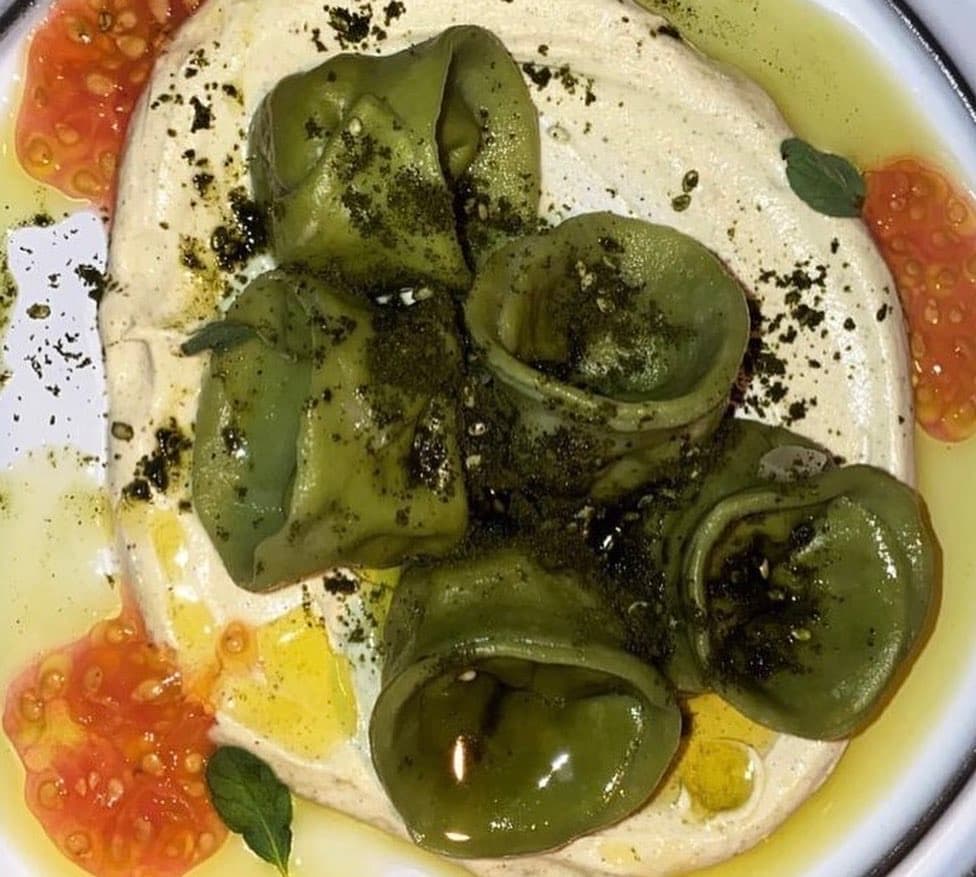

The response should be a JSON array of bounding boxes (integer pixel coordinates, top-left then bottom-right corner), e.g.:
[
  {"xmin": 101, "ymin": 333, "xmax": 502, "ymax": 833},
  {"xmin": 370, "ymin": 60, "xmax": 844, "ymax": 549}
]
[
  {"xmin": 636, "ymin": 0, "xmax": 945, "ymax": 166},
  {"xmin": 215, "ymin": 609, "xmax": 358, "ymax": 761},
  {"xmin": 678, "ymin": 696, "xmax": 775, "ymax": 817}
]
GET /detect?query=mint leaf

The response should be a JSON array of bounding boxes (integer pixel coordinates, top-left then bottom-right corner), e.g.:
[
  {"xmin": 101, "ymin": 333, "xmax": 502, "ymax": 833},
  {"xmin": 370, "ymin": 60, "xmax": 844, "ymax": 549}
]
[
  {"xmin": 781, "ymin": 138, "xmax": 865, "ymax": 218},
  {"xmin": 206, "ymin": 746, "xmax": 293, "ymax": 876},
  {"xmin": 181, "ymin": 321, "xmax": 257, "ymax": 356}
]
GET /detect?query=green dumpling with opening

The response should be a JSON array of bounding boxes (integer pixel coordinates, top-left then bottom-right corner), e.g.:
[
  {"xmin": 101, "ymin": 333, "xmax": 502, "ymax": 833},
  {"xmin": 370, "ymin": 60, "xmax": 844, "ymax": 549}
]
[
  {"xmin": 632, "ymin": 418, "xmax": 833, "ymax": 693},
  {"xmin": 682, "ymin": 463, "xmax": 937, "ymax": 738},
  {"xmin": 370, "ymin": 546, "xmax": 681, "ymax": 858},
  {"xmin": 463, "ymin": 211, "xmax": 751, "ymax": 499}
]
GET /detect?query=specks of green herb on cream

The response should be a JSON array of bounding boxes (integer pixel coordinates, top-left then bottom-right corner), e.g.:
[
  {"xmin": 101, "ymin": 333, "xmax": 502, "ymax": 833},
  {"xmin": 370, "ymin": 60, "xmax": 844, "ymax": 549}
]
[
  {"xmin": 325, "ymin": 5, "xmax": 373, "ymax": 48},
  {"xmin": 522, "ymin": 62, "xmax": 552, "ymax": 90},
  {"xmin": 123, "ymin": 419, "xmax": 192, "ymax": 502},
  {"xmin": 189, "ymin": 96, "xmax": 214, "ymax": 132}
]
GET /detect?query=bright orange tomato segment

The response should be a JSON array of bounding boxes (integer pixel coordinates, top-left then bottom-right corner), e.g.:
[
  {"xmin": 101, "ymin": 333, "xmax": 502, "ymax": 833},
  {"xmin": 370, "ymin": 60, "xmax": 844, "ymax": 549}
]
[
  {"xmin": 3, "ymin": 607, "xmax": 226, "ymax": 877},
  {"xmin": 864, "ymin": 158, "xmax": 976, "ymax": 442},
  {"xmin": 16, "ymin": 0, "xmax": 201, "ymax": 211}
]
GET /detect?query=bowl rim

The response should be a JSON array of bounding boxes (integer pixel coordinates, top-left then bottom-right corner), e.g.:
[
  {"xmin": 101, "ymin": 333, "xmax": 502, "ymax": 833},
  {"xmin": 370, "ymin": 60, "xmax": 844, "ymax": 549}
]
[
  {"xmin": 0, "ymin": 0, "xmax": 33, "ymax": 41},
  {"xmin": 882, "ymin": 0, "xmax": 976, "ymax": 127}
]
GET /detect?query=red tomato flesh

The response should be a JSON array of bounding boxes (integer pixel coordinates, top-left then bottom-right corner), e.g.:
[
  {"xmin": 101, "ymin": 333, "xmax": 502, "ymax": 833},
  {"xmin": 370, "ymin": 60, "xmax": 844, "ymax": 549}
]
[
  {"xmin": 864, "ymin": 158, "xmax": 976, "ymax": 441},
  {"xmin": 3, "ymin": 608, "xmax": 227, "ymax": 877},
  {"xmin": 15, "ymin": 0, "xmax": 201, "ymax": 211}
]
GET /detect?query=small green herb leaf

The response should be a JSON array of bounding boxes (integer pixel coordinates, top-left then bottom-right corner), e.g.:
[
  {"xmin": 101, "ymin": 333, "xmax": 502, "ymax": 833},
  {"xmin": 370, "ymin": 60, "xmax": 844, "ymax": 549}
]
[
  {"xmin": 781, "ymin": 137, "xmax": 865, "ymax": 218},
  {"xmin": 206, "ymin": 746, "xmax": 293, "ymax": 876},
  {"xmin": 181, "ymin": 321, "xmax": 257, "ymax": 356}
]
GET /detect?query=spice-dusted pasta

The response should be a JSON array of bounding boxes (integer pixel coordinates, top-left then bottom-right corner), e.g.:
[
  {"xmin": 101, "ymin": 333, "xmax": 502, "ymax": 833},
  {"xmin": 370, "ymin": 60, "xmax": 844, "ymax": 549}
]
[
  {"xmin": 682, "ymin": 463, "xmax": 936, "ymax": 739},
  {"xmin": 250, "ymin": 25, "xmax": 541, "ymax": 292},
  {"xmin": 635, "ymin": 418, "xmax": 832, "ymax": 692},
  {"xmin": 371, "ymin": 546, "xmax": 681, "ymax": 858},
  {"xmin": 191, "ymin": 270, "xmax": 468, "ymax": 591},
  {"xmin": 463, "ymin": 212, "xmax": 751, "ymax": 499}
]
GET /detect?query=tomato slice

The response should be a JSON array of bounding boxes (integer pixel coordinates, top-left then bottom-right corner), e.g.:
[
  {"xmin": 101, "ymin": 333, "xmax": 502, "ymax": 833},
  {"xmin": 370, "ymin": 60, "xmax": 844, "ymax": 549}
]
[
  {"xmin": 864, "ymin": 158, "xmax": 976, "ymax": 442},
  {"xmin": 3, "ymin": 608, "xmax": 226, "ymax": 877},
  {"xmin": 15, "ymin": 0, "xmax": 201, "ymax": 211}
]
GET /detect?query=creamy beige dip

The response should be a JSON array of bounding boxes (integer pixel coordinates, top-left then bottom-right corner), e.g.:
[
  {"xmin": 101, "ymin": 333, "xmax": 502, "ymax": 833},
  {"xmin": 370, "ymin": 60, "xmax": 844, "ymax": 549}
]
[{"xmin": 99, "ymin": 0, "xmax": 913, "ymax": 874}]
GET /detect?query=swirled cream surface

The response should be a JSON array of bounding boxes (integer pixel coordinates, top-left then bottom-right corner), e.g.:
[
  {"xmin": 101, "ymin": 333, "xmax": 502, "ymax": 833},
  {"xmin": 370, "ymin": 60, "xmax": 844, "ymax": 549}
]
[{"xmin": 99, "ymin": 0, "xmax": 912, "ymax": 874}]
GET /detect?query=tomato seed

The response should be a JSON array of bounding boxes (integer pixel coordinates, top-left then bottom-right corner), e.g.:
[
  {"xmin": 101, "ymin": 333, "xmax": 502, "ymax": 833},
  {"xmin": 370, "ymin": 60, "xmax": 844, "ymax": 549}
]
[
  {"xmin": 20, "ymin": 691, "xmax": 44, "ymax": 723},
  {"xmin": 38, "ymin": 780, "xmax": 65, "ymax": 810},
  {"xmin": 65, "ymin": 831, "xmax": 92, "ymax": 856}
]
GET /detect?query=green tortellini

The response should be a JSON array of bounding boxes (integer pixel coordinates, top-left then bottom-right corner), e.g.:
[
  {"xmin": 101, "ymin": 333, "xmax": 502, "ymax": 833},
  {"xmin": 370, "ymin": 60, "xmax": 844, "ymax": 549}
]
[
  {"xmin": 370, "ymin": 547, "xmax": 681, "ymax": 858},
  {"xmin": 250, "ymin": 25, "xmax": 541, "ymax": 291},
  {"xmin": 639, "ymin": 419, "xmax": 832, "ymax": 693},
  {"xmin": 464, "ymin": 212, "xmax": 751, "ymax": 499},
  {"xmin": 191, "ymin": 270, "xmax": 468, "ymax": 591},
  {"xmin": 681, "ymin": 463, "xmax": 937, "ymax": 739}
]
